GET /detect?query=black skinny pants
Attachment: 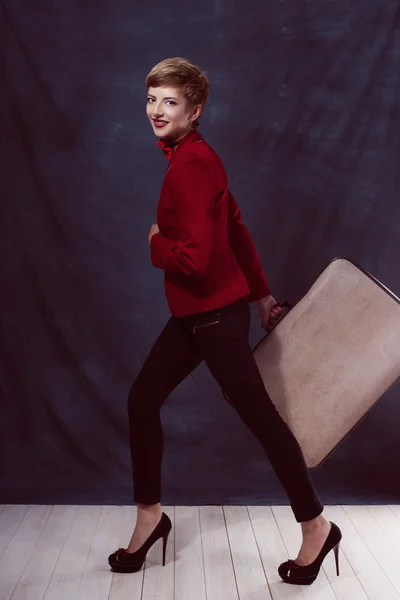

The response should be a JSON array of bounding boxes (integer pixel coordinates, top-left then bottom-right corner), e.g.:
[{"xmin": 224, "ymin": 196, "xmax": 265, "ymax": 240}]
[{"xmin": 128, "ymin": 297, "xmax": 323, "ymax": 522}]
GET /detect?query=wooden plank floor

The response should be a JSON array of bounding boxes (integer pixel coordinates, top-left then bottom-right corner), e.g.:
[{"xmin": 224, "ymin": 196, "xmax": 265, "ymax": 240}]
[{"xmin": 0, "ymin": 504, "xmax": 399, "ymax": 600}]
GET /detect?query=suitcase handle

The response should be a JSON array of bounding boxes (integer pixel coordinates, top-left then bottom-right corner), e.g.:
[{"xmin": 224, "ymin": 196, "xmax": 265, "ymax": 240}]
[{"xmin": 264, "ymin": 299, "xmax": 292, "ymax": 334}]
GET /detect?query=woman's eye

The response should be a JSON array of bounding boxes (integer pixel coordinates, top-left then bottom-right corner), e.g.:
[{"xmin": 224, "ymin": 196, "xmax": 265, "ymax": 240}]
[{"xmin": 147, "ymin": 98, "xmax": 176, "ymax": 106}]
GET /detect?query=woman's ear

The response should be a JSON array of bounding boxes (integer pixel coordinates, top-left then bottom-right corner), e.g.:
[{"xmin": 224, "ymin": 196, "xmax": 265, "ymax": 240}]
[{"xmin": 192, "ymin": 104, "xmax": 203, "ymax": 123}]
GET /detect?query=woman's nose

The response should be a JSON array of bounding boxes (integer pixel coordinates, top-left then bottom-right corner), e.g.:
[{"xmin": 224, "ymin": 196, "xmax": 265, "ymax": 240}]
[{"xmin": 153, "ymin": 103, "xmax": 164, "ymax": 117}]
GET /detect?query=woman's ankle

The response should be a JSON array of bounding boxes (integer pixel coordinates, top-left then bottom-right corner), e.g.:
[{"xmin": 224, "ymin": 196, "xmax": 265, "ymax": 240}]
[
  {"xmin": 300, "ymin": 513, "xmax": 329, "ymax": 534},
  {"xmin": 137, "ymin": 503, "xmax": 162, "ymax": 522}
]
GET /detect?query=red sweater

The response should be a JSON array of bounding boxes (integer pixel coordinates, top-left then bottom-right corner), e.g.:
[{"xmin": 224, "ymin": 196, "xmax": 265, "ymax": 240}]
[{"xmin": 150, "ymin": 130, "xmax": 270, "ymax": 317}]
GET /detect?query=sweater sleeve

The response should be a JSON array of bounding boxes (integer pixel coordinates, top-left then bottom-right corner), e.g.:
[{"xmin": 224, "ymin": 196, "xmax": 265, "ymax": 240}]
[
  {"xmin": 227, "ymin": 191, "xmax": 271, "ymax": 302},
  {"xmin": 150, "ymin": 154, "xmax": 215, "ymax": 276}
]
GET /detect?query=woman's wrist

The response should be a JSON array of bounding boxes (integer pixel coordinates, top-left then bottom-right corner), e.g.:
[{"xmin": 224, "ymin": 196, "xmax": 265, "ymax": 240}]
[{"xmin": 258, "ymin": 294, "xmax": 275, "ymax": 306}]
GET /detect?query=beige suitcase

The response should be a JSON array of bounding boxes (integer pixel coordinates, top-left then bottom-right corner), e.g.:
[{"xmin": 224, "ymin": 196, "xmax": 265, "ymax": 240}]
[{"xmin": 226, "ymin": 258, "xmax": 400, "ymax": 468}]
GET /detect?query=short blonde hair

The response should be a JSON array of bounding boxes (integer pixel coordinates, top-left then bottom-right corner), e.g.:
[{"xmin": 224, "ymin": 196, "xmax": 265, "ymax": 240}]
[{"xmin": 146, "ymin": 57, "xmax": 210, "ymax": 127}]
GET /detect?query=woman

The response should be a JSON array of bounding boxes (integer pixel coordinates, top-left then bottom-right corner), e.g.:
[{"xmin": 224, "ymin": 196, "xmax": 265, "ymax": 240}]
[{"xmin": 108, "ymin": 57, "xmax": 341, "ymax": 585}]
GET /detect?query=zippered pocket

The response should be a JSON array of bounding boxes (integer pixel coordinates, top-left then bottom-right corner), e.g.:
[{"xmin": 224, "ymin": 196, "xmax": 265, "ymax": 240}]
[{"xmin": 192, "ymin": 320, "xmax": 220, "ymax": 334}]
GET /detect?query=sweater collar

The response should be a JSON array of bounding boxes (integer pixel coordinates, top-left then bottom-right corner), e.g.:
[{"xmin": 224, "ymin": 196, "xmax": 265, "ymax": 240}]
[{"xmin": 156, "ymin": 129, "xmax": 202, "ymax": 161}]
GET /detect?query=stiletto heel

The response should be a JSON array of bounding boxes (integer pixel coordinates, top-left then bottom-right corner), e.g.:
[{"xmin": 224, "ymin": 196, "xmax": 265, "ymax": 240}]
[
  {"xmin": 278, "ymin": 521, "xmax": 342, "ymax": 585},
  {"xmin": 333, "ymin": 543, "xmax": 340, "ymax": 576},
  {"xmin": 162, "ymin": 531, "xmax": 170, "ymax": 566},
  {"xmin": 108, "ymin": 512, "xmax": 172, "ymax": 573}
]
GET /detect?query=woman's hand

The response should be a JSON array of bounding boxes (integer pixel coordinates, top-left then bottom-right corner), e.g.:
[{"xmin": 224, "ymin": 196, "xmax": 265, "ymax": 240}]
[
  {"xmin": 257, "ymin": 295, "xmax": 282, "ymax": 332},
  {"xmin": 148, "ymin": 224, "xmax": 160, "ymax": 244}
]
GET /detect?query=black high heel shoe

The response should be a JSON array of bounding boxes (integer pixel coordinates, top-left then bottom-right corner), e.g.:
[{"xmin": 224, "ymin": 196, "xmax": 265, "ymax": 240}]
[
  {"xmin": 278, "ymin": 521, "xmax": 342, "ymax": 585},
  {"xmin": 108, "ymin": 512, "xmax": 172, "ymax": 573}
]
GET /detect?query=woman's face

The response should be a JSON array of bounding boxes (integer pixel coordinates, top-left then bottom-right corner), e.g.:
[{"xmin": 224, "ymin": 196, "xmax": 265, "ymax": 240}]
[{"xmin": 146, "ymin": 86, "xmax": 202, "ymax": 144}]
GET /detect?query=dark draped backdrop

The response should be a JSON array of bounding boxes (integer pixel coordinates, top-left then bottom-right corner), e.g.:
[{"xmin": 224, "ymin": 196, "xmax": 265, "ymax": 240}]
[{"xmin": 1, "ymin": 1, "xmax": 399, "ymax": 505}]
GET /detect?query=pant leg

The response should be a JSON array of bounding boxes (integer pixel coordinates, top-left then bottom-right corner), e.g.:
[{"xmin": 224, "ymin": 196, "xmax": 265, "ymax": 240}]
[
  {"xmin": 187, "ymin": 298, "xmax": 323, "ymax": 522},
  {"xmin": 128, "ymin": 316, "xmax": 203, "ymax": 505}
]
